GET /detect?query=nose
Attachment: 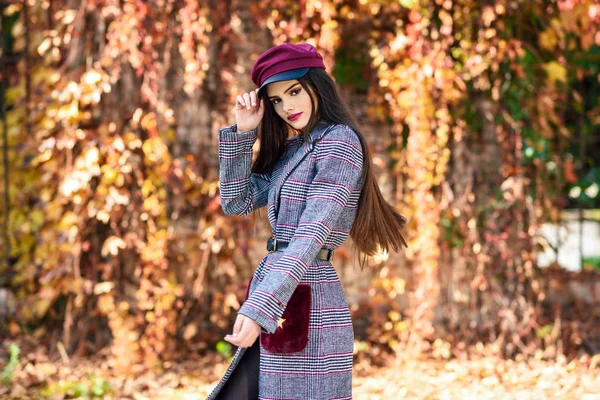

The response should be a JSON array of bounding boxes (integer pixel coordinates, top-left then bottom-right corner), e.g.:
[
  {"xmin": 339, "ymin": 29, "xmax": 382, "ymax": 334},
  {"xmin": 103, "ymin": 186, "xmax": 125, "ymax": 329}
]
[{"xmin": 282, "ymin": 100, "xmax": 294, "ymax": 113}]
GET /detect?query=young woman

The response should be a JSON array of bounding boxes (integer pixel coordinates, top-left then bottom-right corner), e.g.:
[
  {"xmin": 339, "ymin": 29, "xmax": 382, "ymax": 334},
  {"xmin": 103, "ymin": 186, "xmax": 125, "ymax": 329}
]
[{"xmin": 207, "ymin": 43, "xmax": 407, "ymax": 400}]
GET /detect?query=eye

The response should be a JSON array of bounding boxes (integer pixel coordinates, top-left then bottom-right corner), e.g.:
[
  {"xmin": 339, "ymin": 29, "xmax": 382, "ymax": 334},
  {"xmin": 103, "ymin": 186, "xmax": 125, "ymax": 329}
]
[
  {"xmin": 290, "ymin": 88, "xmax": 301, "ymax": 96},
  {"xmin": 271, "ymin": 98, "xmax": 280, "ymax": 105}
]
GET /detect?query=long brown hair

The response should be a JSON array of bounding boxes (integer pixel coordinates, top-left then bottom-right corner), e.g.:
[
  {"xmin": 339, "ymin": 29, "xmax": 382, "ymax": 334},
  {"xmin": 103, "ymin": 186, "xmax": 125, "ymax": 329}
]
[{"xmin": 253, "ymin": 68, "xmax": 407, "ymax": 269}]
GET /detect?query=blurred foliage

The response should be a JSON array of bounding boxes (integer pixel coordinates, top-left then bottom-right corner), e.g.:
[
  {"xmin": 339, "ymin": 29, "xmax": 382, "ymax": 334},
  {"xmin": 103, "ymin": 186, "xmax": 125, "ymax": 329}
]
[
  {"xmin": 215, "ymin": 340, "xmax": 233, "ymax": 362},
  {"xmin": 0, "ymin": 344, "xmax": 20, "ymax": 385},
  {"xmin": 0, "ymin": 0, "xmax": 599, "ymax": 375},
  {"xmin": 583, "ymin": 256, "xmax": 600, "ymax": 271},
  {"xmin": 41, "ymin": 375, "xmax": 112, "ymax": 398}
]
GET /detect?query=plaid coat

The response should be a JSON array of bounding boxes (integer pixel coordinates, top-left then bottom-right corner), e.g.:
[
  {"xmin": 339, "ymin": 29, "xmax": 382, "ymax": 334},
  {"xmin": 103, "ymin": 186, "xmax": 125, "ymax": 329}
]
[{"xmin": 207, "ymin": 120, "xmax": 363, "ymax": 400}]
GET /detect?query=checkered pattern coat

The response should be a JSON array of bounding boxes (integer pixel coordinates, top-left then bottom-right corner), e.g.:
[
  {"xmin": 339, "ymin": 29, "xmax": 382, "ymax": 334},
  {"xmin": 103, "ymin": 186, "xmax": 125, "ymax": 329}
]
[{"xmin": 207, "ymin": 120, "xmax": 363, "ymax": 400}]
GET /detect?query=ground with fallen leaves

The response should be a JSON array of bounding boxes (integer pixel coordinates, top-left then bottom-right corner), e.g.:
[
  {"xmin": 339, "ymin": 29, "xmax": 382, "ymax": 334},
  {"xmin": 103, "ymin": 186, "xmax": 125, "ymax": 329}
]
[{"xmin": 1, "ymin": 338, "xmax": 599, "ymax": 399}]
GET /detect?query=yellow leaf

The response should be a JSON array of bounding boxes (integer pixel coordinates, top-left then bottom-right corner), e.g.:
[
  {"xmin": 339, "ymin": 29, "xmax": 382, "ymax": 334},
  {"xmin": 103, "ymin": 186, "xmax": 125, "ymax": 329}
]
[
  {"xmin": 394, "ymin": 278, "xmax": 406, "ymax": 295},
  {"xmin": 32, "ymin": 149, "xmax": 53, "ymax": 166},
  {"xmin": 145, "ymin": 311, "xmax": 156, "ymax": 323},
  {"xmin": 101, "ymin": 236, "xmax": 126, "ymax": 257},
  {"xmin": 399, "ymin": 0, "xmax": 417, "ymax": 9},
  {"xmin": 109, "ymin": 186, "xmax": 130, "ymax": 205},
  {"xmin": 59, "ymin": 211, "xmax": 78, "ymax": 230},
  {"xmin": 141, "ymin": 112, "xmax": 157, "ymax": 132},
  {"xmin": 96, "ymin": 210, "xmax": 110, "ymax": 223},
  {"xmin": 38, "ymin": 116, "xmax": 57, "ymax": 131},
  {"xmin": 82, "ymin": 69, "xmax": 103, "ymax": 86},
  {"xmin": 29, "ymin": 210, "xmax": 45, "ymax": 230},
  {"xmin": 101, "ymin": 165, "xmax": 118, "ymax": 181},
  {"xmin": 389, "ymin": 311, "xmax": 401, "ymax": 322},
  {"xmin": 97, "ymin": 294, "xmax": 115, "ymax": 314},
  {"xmin": 93, "ymin": 281, "xmax": 115, "ymax": 295},
  {"xmin": 142, "ymin": 179, "xmax": 156, "ymax": 197},
  {"xmin": 5, "ymin": 82, "xmax": 26, "ymax": 105},
  {"xmin": 539, "ymin": 28, "xmax": 557, "ymax": 51},
  {"xmin": 543, "ymin": 61, "xmax": 567, "ymax": 83}
]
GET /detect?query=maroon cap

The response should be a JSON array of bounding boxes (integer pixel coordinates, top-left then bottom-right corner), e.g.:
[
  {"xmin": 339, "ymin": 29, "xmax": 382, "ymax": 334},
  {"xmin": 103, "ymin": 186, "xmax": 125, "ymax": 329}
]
[{"xmin": 251, "ymin": 43, "xmax": 326, "ymax": 90}]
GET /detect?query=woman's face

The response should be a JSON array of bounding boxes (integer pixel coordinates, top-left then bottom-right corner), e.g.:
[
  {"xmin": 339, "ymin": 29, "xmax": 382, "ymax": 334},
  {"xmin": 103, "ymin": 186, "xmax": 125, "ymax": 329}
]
[{"xmin": 265, "ymin": 79, "xmax": 315, "ymax": 131}]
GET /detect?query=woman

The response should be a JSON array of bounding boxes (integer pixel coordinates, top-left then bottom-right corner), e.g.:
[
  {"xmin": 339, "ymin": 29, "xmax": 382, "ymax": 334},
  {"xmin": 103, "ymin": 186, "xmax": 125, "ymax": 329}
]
[{"xmin": 207, "ymin": 43, "xmax": 407, "ymax": 400}]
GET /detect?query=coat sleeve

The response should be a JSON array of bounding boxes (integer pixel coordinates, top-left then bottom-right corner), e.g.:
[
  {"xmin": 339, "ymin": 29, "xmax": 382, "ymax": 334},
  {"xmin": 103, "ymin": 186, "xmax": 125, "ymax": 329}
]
[
  {"xmin": 218, "ymin": 124, "xmax": 271, "ymax": 216},
  {"xmin": 237, "ymin": 125, "xmax": 364, "ymax": 333}
]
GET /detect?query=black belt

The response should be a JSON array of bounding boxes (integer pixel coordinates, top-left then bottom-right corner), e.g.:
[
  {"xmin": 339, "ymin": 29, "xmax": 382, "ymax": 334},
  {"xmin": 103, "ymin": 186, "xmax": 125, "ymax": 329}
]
[{"xmin": 266, "ymin": 236, "xmax": 334, "ymax": 262}]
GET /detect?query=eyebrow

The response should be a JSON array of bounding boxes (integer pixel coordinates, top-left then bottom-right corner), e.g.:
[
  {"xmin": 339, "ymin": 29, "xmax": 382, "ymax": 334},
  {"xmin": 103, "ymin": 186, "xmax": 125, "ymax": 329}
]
[{"xmin": 268, "ymin": 83, "xmax": 300, "ymax": 99}]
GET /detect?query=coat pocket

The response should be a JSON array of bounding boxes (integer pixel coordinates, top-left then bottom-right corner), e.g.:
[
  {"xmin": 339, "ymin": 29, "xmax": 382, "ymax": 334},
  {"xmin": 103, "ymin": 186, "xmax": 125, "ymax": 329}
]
[{"xmin": 260, "ymin": 284, "xmax": 311, "ymax": 353}]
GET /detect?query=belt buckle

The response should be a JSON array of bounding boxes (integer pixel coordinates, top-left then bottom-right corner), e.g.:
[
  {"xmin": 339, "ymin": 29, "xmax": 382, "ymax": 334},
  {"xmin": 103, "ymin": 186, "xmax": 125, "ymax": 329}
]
[{"xmin": 267, "ymin": 236, "xmax": 277, "ymax": 252}]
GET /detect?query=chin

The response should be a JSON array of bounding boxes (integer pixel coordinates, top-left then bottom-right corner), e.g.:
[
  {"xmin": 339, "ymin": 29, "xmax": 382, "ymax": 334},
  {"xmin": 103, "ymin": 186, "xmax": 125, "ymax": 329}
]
[
  {"xmin": 290, "ymin": 116, "xmax": 310, "ymax": 130},
  {"xmin": 294, "ymin": 123, "xmax": 308, "ymax": 131}
]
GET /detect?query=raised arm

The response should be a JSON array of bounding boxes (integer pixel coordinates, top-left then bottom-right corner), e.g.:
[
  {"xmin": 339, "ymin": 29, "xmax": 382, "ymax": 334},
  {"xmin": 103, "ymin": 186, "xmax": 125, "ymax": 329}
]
[{"xmin": 218, "ymin": 124, "xmax": 271, "ymax": 216}]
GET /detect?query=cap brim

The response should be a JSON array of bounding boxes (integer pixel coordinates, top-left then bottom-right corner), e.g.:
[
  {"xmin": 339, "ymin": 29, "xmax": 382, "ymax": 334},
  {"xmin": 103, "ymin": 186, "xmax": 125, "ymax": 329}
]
[{"xmin": 257, "ymin": 68, "xmax": 310, "ymax": 97}]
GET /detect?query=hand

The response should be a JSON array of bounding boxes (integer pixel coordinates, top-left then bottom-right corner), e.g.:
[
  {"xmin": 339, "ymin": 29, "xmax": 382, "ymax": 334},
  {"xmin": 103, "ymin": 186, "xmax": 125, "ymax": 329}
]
[
  {"xmin": 224, "ymin": 313, "xmax": 261, "ymax": 348},
  {"xmin": 235, "ymin": 89, "xmax": 265, "ymax": 132}
]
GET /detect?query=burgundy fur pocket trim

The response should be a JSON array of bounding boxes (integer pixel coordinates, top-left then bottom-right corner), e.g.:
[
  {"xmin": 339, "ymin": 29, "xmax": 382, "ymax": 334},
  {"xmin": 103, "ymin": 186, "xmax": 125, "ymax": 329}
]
[{"xmin": 260, "ymin": 284, "xmax": 311, "ymax": 354}]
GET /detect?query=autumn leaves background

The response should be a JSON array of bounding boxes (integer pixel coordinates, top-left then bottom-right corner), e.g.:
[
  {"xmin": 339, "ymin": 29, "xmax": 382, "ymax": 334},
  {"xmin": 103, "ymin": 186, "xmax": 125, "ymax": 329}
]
[{"xmin": 1, "ymin": 0, "xmax": 600, "ymax": 398}]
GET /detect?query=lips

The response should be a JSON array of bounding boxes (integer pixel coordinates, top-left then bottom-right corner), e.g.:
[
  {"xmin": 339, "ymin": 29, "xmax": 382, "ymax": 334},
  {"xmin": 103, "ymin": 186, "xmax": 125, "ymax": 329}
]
[{"xmin": 287, "ymin": 112, "xmax": 302, "ymax": 121}]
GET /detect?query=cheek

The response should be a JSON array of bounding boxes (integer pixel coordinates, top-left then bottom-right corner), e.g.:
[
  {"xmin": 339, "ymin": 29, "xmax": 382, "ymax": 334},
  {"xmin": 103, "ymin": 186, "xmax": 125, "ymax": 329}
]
[
  {"xmin": 274, "ymin": 106, "xmax": 286, "ymax": 118},
  {"xmin": 302, "ymin": 96, "xmax": 312, "ymax": 113},
  {"xmin": 301, "ymin": 95, "xmax": 313, "ymax": 112}
]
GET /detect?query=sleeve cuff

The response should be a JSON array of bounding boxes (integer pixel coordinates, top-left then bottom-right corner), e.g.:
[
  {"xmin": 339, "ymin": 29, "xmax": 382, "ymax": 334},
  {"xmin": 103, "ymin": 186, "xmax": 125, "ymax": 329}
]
[
  {"xmin": 219, "ymin": 124, "xmax": 258, "ymax": 139},
  {"xmin": 238, "ymin": 303, "xmax": 278, "ymax": 334}
]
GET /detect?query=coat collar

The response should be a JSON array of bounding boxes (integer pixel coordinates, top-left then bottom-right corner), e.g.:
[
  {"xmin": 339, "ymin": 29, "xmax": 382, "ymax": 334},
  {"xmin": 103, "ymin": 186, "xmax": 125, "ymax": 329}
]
[
  {"xmin": 306, "ymin": 119, "xmax": 336, "ymax": 144},
  {"xmin": 269, "ymin": 120, "xmax": 337, "ymax": 232}
]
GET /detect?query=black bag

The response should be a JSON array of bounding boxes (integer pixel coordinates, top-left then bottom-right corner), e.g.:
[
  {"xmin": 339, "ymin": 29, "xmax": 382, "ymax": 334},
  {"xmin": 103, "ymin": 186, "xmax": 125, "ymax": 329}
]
[{"xmin": 214, "ymin": 338, "xmax": 260, "ymax": 400}]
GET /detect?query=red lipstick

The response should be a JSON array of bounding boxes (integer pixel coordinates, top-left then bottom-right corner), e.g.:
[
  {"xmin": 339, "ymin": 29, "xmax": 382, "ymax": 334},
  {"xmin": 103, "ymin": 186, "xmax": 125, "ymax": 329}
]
[{"xmin": 287, "ymin": 112, "xmax": 302, "ymax": 121}]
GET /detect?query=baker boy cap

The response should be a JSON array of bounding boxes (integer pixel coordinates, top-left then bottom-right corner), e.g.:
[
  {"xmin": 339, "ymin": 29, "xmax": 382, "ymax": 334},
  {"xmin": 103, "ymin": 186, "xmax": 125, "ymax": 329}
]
[{"xmin": 251, "ymin": 43, "xmax": 326, "ymax": 96}]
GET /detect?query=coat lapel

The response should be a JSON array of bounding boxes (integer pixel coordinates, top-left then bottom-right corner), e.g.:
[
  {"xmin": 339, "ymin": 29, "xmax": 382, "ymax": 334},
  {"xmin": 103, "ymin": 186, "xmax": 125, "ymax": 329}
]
[{"xmin": 271, "ymin": 120, "xmax": 336, "ymax": 231}]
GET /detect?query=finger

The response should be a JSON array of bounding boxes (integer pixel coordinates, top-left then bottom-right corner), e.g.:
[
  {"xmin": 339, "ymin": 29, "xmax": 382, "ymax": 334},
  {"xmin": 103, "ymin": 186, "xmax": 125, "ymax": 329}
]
[
  {"xmin": 236, "ymin": 322, "xmax": 251, "ymax": 347},
  {"xmin": 224, "ymin": 334, "xmax": 241, "ymax": 346},
  {"xmin": 226, "ymin": 331, "xmax": 246, "ymax": 348},
  {"xmin": 250, "ymin": 90, "xmax": 257, "ymax": 108},
  {"xmin": 243, "ymin": 93, "xmax": 251, "ymax": 110},
  {"xmin": 236, "ymin": 95, "xmax": 245, "ymax": 108},
  {"xmin": 233, "ymin": 315, "xmax": 243, "ymax": 336}
]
